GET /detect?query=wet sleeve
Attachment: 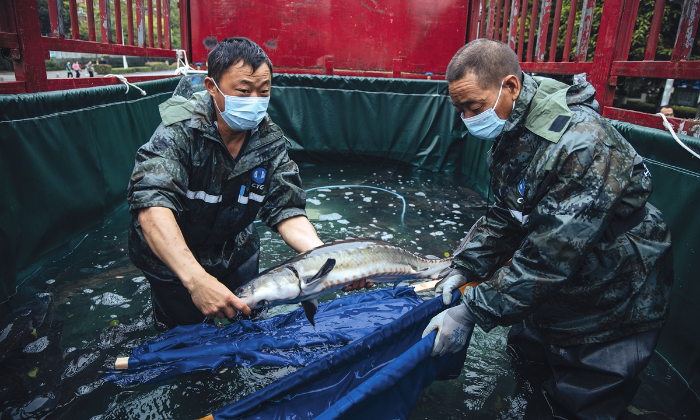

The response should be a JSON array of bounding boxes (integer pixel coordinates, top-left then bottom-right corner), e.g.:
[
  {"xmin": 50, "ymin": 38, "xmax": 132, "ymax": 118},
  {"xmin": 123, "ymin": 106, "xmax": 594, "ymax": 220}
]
[
  {"xmin": 464, "ymin": 136, "xmax": 619, "ymax": 332},
  {"xmin": 452, "ymin": 204, "xmax": 526, "ymax": 279},
  {"xmin": 258, "ymin": 149, "xmax": 307, "ymax": 231},
  {"xmin": 127, "ymin": 123, "xmax": 190, "ymax": 218}
]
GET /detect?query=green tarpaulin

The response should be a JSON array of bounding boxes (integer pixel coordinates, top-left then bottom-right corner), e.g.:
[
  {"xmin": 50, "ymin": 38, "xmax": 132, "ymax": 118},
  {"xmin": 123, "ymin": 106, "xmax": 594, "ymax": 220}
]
[{"xmin": 0, "ymin": 74, "xmax": 698, "ymax": 396}]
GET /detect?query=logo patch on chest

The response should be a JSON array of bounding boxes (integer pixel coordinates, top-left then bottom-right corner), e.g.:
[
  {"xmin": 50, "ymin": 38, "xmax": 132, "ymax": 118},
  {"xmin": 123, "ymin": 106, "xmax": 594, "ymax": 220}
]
[{"xmin": 252, "ymin": 168, "xmax": 267, "ymax": 184}]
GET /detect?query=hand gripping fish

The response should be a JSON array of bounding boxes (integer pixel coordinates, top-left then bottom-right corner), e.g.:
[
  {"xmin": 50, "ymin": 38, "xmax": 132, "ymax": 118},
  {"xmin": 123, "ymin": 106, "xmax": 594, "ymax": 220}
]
[{"xmin": 234, "ymin": 239, "xmax": 453, "ymax": 326}]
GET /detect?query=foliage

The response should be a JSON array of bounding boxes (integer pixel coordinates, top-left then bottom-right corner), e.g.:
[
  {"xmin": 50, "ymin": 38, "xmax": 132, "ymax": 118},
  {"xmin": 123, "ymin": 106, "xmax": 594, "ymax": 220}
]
[
  {"xmin": 93, "ymin": 64, "xmax": 112, "ymax": 74},
  {"xmin": 671, "ymin": 106, "xmax": 700, "ymax": 119},
  {"xmin": 44, "ymin": 60, "xmax": 63, "ymax": 71},
  {"xmin": 108, "ymin": 66, "xmax": 152, "ymax": 74},
  {"xmin": 148, "ymin": 63, "xmax": 171, "ymax": 71}
]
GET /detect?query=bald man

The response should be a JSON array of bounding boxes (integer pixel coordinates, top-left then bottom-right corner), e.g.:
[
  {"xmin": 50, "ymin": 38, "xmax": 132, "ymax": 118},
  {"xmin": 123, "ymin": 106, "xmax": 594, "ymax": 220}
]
[{"xmin": 422, "ymin": 39, "xmax": 673, "ymax": 419}]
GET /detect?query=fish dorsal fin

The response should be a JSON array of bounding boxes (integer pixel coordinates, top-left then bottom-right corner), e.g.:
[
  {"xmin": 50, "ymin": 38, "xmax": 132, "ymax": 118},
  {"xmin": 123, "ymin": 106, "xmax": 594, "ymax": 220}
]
[
  {"xmin": 304, "ymin": 258, "xmax": 336, "ymax": 285},
  {"xmin": 301, "ymin": 299, "xmax": 319, "ymax": 326}
]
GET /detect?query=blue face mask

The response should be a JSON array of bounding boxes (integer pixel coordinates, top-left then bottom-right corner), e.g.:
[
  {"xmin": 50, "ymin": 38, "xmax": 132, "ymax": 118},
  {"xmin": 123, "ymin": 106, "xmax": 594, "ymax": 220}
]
[
  {"xmin": 461, "ymin": 81, "xmax": 514, "ymax": 141},
  {"xmin": 212, "ymin": 80, "xmax": 270, "ymax": 131}
]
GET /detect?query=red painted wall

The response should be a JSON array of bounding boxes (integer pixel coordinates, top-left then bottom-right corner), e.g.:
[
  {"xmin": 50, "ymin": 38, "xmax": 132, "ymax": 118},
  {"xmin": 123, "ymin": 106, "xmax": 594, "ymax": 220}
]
[{"xmin": 189, "ymin": 0, "xmax": 469, "ymax": 74}]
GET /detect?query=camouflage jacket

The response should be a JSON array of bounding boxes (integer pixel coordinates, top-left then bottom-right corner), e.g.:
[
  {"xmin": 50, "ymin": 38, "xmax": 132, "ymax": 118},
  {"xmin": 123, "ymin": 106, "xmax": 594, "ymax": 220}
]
[
  {"xmin": 454, "ymin": 74, "xmax": 673, "ymax": 346},
  {"xmin": 127, "ymin": 92, "xmax": 307, "ymax": 279}
]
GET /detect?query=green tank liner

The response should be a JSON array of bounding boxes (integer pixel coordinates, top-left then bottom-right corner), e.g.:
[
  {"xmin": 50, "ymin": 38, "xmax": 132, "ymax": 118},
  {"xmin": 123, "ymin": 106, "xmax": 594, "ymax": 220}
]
[{"xmin": 0, "ymin": 74, "xmax": 698, "ymax": 399}]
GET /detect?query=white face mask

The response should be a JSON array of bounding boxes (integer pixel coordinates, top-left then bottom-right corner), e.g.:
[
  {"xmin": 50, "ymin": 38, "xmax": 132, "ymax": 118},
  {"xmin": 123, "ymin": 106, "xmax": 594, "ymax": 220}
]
[
  {"xmin": 212, "ymin": 80, "xmax": 270, "ymax": 131},
  {"xmin": 460, "ymin": 80, "xmax": 515, "ymax": 141}
]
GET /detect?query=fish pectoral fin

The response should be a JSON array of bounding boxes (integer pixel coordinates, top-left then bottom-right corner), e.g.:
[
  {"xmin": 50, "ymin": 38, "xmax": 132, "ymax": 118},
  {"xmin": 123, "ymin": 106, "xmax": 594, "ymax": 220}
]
[
  {"xmin": 304, "ymin": 258, "xmax": 336, "ymax": 285},
  {"xmin": 301, "ymin": 299, "xmax": 319, "ymax": 327}
]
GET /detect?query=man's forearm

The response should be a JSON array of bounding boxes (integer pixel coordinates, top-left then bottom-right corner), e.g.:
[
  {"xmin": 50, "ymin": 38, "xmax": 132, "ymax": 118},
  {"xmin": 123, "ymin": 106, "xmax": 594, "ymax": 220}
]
[
  {"xmin": 137, "ymin": 207, "xmax": 207, "ymax": 288},
  {"xmin": 277, "ymin": 215, "xmax": 324, "ymax": 253}
]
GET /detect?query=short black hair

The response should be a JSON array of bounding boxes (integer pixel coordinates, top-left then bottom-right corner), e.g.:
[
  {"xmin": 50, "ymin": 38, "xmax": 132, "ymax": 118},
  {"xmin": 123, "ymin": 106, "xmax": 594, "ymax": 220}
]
[
  {"xmin": 207, "ymin": 37, "xmax": 273, "ymax": 83},
  {"xmin": 446, "ymin": 39, "xmax": 522, "ymax": 89}
]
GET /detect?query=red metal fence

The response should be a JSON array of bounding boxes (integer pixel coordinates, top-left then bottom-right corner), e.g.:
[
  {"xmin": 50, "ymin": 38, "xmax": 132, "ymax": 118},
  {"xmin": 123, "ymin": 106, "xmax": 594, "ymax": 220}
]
[
  {"xmin": 0, "ymin": 0, "xmax": 180, "ymax": 94},
  {"xmin": 467, "ymin": 0, "xmax": 699, "ymax": 134},
  {"xmin": 2, "ymin": 1, "xmax": 699, "ymax": 134}
]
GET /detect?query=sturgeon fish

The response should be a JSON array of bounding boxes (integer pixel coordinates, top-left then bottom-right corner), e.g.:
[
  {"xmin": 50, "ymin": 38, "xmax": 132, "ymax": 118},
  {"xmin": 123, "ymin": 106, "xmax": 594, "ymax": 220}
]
[{"xmin": 234, "ymin": 239, "xmax": 453, "ymax": 325}]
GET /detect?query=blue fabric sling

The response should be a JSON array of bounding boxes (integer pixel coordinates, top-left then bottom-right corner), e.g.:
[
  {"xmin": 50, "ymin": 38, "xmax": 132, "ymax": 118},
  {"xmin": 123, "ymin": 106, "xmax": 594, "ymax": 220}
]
[{"xmin": 106, "ymin": 286, "xmax": 466, "ymax": 419}]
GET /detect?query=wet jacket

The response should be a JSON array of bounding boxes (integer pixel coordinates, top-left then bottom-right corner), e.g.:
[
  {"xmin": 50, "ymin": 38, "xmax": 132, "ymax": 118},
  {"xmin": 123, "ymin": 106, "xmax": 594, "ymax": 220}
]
[
  {"xmin": 454, "ymin": 74, "xmax": 673, "ymax": 346},
  {"xmin": 127, "ymin": 92, "xmax": 307, "ymax": 280}
]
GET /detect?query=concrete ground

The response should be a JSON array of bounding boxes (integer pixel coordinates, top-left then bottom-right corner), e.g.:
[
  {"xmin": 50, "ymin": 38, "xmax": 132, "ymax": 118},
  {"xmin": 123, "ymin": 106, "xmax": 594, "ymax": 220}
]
[{"xmin": 0, "ymin": 69, "xmax": 177, "ymax": 82}]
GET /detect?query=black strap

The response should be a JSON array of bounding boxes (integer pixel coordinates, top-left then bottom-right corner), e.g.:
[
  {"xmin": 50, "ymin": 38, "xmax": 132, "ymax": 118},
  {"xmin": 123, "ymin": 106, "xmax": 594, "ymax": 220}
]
[{"xmin": 602, "ymin": 206, "xmax": 648, "ymax": 241}]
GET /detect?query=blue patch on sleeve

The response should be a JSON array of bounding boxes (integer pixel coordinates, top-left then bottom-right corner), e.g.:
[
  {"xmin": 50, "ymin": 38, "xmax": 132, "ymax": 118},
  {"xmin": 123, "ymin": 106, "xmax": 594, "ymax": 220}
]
[{"xmin": 518, "ymin": 179, "xmax": 526, "ymax": 196}]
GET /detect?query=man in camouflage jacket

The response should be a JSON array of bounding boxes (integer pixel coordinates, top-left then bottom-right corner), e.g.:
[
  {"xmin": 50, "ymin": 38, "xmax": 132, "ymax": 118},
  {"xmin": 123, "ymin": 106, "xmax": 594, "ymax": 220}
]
[
  {"xmin": 127, "ymin": 38, "xmax": 368, "ymax": 331},
  {"xmin": 423, "ymin": 39, "xmax": 673, "ymax": 419}
]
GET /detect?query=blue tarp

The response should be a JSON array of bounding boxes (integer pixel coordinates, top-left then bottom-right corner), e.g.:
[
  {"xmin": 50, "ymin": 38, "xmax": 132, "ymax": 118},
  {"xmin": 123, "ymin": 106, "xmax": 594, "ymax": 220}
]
[{"xmin": 107, "ymin": 287, "xmax": 466, "ymax": 419}]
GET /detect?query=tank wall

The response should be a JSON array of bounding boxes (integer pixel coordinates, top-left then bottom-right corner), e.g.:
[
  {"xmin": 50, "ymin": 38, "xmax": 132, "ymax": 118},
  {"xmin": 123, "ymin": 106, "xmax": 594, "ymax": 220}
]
[{"xmin": 0, "ymin": 74, "xmax": 698, "ymax": 395}]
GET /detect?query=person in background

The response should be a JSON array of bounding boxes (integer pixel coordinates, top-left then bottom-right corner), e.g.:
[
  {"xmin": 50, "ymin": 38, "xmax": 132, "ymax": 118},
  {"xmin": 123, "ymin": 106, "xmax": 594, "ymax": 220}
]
[
  {"xmin": 72, "ymin": 61, "xmax": 81, "ymax": 78},
  {"xmin": 86, "ymin": 61, "xmax": 95, "ymax": 77},
  {"xmin": 660, "ymin": 106, "xmax": 675, "ymax": 118},
  {"xmin": 127, "ymin": 37, "xmax": 369, "ymax": 332},
  {"xmin": 423, "ymin": 39, "xmax": 673, "ymax": 420},
  {"xmin": 65, "ymin": 61, "xmax": 73, "ymax": 78}
]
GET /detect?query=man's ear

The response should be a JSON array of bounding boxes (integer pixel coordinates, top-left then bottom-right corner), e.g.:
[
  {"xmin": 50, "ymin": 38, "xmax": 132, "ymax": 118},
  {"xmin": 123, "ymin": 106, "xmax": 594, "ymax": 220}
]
[
  {"xmin": 504, "ymin": 74, "xmax": 521, "ymax": 102},
  {"xmin": 204, "ymin": 77, "xmax": 218, "ymax": 98}
]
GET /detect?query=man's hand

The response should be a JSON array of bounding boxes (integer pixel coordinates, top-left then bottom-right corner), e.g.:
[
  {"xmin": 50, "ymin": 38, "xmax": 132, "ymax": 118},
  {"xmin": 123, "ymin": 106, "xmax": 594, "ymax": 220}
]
[
  {"xmin": 421, "ymin": 304, "xmax": 476, "ymax": 357},
  {"xmin": 342, "ymin": 278, "xmax": 374, "ymax": 292},
  {"xmin": 435, "ymin": 267, "xmax": 469, "ymax": 305},
  {"xmin": 188, "ymin": 272, "xmax": 251, "ymax": 319},
  {"xmin": 138, "ymin": 207, "xmax": 251, "ymax": 319}
]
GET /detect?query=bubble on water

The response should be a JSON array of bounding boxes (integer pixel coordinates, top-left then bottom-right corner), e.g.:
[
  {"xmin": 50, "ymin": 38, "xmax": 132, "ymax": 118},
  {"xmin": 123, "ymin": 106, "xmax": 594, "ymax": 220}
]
[
  {"xmin": 319, "ymin": 213, "xmax": 342, "ymax": 221},
  {"xmin": 453, "ymin": 203, "xmax": 461, "ymax": 208},
  {"xmin": 317, "ymin": 188, "xmax": 331, "ymax": 192},
  {"xmin": 23, "ymin": 336, "xmax": 49, "ymax": 354},
  {"xmin": 46, "ymin": 279, "xmax": 55, "ymax": 284},
  {"xmin": 415, "ymin": 230, "xmax": 421, "ymax": 233},
  {"xmin": 429, "ymin": 225, "xmax": 434, "ymax": 228},
  {"xmin": 415, "ymin": 192, "xmax": 426, "ymax": 197},
  {"xmin": 452, "ymin": 210, "xmax": 462, "ymax": 214},
  {"xmin": 83, "ymin": 289, "xmax": 94, "ymax": 294},
  {"xmin": 417, "ymin": 247, "xmax": 423, "ymax": 250},
  {"xmin": 363, "ymin": 197, "xmax": 372, "ymax": 202},
  {"xmin": 409, "ymin": 204, "xmax": 415, "ymax": 207},
  {"xmin": 93, "ymin": 292, "xmax": 131, "ymax": 307},
  {"xmin": 94, "ymin": 261, "xmax": 116, "ymax": 269},
  {"xmin": 430, "ymin": 231, "xmax": 445, "ymax": 236},
  {"xmin": 344, "ymin": 192, "xmax": 353, "ymax": 195},
  {"xmin": 381, "ymin": 234, "xmax": 394, "ymax": 241},
  {"xmin": 120, "ymin": 304, "xmax": 130, "ymax": 308},
  {"xmin": 307, "ymin": 198, "xmax": 321, "ymax": 205},
  {"xmin": 317, "ymin": 194, "xmax": 326, "ymax": 198},
  {"xmin": 436, "ymin": 219, "xmax": 443, "ymax": 222},
  {"xmin": 338, "ymin": 220, "xmax": 350, "ymax": 225},
  {"xmin": 131, "ymin": 276, "xmax": 145, "ymax": 283},
  {"xmin": 63, "ymin": 352, "xmax": 101, "ymax": 380}
]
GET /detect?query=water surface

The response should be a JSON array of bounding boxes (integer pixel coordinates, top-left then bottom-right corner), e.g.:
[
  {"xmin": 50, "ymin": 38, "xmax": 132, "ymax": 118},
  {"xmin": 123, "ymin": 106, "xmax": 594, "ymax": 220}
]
[{"xmin": 1, "ymin": 163, "xmax": 695, "ymax": 419}]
